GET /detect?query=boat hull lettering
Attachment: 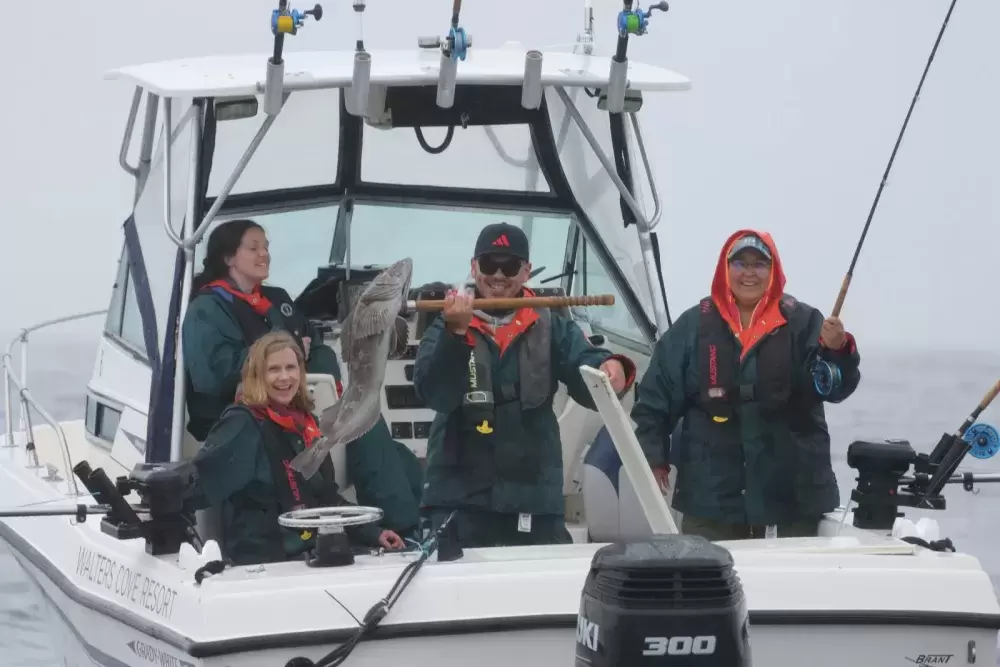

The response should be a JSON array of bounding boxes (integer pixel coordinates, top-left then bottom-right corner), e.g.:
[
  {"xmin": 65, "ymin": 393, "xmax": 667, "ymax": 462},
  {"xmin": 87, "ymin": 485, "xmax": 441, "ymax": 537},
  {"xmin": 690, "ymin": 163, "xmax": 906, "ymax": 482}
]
[
  {"xmin": 128, "ymin": 639, "xmax": 196, "ymax": 667},
  {"xmin": 75, "ymin": 546, "xmax": 177, "ymax": 620}
]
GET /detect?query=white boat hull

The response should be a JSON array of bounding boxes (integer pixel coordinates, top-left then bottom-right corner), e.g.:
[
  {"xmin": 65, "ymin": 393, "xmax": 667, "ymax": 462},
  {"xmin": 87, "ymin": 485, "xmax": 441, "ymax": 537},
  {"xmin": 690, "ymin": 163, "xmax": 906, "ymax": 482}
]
[
  {"xmin": 2, "ymin": 423, "xmax": 997, "ymax": 667},
  {"xmin": 7, "ymin": 534, "xmax": 997, "ymax": 667}
]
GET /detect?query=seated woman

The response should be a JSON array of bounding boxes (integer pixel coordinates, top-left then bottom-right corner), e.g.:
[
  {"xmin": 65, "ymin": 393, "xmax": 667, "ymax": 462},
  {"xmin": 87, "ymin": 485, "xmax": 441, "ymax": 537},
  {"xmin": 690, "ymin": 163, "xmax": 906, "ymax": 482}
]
[
  {"xmin": 182, "ymin": 219, "xmax": 343, "ymax": 442},
  {"xmin": 192, "ymin": 331, "xmax": 404, "ymax": 566}
]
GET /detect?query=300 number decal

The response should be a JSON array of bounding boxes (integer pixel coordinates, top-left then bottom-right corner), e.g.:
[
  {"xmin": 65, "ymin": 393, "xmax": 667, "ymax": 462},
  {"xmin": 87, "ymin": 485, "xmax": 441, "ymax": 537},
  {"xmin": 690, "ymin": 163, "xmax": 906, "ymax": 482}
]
[{"xmin": 642, "ymin": 635, "xmax": 717, "ymax": 656}]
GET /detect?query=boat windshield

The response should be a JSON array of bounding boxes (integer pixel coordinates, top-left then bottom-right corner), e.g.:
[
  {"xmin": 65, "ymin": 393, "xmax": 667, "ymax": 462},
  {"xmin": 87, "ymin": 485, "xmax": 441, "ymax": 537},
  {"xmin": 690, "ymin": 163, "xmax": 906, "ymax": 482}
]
[{"xmin": 196, "ymin": 201, "xmax": 648, "ymax": 343}]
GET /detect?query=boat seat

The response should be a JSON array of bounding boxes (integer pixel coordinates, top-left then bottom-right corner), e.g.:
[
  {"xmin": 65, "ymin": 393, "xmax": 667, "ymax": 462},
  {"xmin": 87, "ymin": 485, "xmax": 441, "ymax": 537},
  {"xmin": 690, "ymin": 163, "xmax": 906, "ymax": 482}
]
[
  {"xmin": 581, "ymin": 425, "xmax": 680, "ymax": 542},
  {"xmin": 307, "ymin": 373, "xmax": 356, "ymax": 502}
]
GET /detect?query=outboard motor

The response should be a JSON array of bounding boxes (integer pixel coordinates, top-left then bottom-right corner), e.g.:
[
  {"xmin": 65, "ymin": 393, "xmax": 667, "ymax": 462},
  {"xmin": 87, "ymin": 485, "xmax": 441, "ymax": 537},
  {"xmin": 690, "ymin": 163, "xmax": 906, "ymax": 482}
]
[{"xmin": 575, "ymin": 535, "xmax": 751, "ymax": 666}]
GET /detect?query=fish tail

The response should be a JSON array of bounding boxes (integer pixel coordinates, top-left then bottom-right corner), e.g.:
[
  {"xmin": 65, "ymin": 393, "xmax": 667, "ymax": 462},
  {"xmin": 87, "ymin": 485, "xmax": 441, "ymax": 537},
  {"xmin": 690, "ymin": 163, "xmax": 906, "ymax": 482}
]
[{"xmin": 288, "ymin": 444, "xmax": 329, "ymax": 480}]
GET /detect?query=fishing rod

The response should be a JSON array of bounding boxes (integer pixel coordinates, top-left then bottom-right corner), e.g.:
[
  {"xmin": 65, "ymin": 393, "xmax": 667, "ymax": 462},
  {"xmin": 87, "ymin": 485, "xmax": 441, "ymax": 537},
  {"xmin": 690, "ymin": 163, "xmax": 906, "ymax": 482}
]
[
  {"xmin": 0, "ymin": 504, "xmax": 118, "ymax": 521},
  {"xmin": 284, "ymin": 511, "xmax": 459, "ymax": 667},
  {"xmin": 914, "ymin": 379, "xmax": 1000, "ymax": 503},
  {"xmin": 813, "ymin": 0, "xmax": 959, "ymax": 396}
]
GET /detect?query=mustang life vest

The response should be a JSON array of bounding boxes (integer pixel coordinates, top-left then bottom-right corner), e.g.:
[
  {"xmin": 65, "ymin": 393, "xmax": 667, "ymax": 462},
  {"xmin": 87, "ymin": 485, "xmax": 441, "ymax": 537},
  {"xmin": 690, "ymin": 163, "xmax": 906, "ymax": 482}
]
[{"xmin": 697, "ymin": 295, "xmax": 798, "ymax": 423}]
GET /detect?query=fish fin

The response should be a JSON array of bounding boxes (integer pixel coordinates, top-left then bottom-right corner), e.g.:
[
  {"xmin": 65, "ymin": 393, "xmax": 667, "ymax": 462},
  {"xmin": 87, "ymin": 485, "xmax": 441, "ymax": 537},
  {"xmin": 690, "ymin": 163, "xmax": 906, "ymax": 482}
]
[
  {"xmin": 362, "ymin": 280, "xmax": 404, "ymax": 300},
  {"xmin": 322, "ymin": 407, "xmax": 382, "ymax": 449},
  {"xmin": 389, "ymin": 316, "xmax": 410, "ymax": 359},
  {"xmin": 337, "ymin": 311, "xmax": 355, "ymax": 357},
  {"xmin": 354, "ymin": 303, "xmax": 396, "ymax": 339},
  {"xmin": 318, "ymin": 401, "xmax": 343, "ymax": 435},
  {"xmin": 288, "ymin": 442, "xmax": 330, "ymax": 480}
]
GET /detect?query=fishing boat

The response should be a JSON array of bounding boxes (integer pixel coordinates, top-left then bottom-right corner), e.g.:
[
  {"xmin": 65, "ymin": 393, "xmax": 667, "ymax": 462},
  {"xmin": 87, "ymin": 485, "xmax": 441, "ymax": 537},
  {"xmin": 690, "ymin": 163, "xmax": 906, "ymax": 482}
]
[{"xmin": 2, "ymin": 1, "xmax": 999, "ymax": 666}]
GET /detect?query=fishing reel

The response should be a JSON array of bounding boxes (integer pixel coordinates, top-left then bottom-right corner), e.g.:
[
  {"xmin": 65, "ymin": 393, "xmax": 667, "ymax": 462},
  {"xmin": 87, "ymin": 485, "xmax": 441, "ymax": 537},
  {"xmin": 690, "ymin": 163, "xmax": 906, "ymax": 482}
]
[
  {"xmin": 617, "ymin": 1, "xmax": 669, "ymax": 37},
  {"xmin": 811, "ymin": 358, "xmax": 842, "ymax": 397},
  {"xmin": 271, "ymin": 3, "xmax": 323, "ymax": 36},
  {"xmin": 962, "ymin": 423, "xmax": 1000, "ymax": 460},
  {"xmin": 446, "ymin": 25, "xmax": 470, "ymax": 61}
]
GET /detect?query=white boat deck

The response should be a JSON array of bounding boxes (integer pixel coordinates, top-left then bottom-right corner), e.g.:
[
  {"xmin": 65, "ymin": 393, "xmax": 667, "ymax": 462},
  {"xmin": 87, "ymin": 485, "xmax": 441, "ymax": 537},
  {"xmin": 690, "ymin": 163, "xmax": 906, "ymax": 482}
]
[{"xmin": 104, "ymin": 48, "xmax": 693, "ymax": 98}]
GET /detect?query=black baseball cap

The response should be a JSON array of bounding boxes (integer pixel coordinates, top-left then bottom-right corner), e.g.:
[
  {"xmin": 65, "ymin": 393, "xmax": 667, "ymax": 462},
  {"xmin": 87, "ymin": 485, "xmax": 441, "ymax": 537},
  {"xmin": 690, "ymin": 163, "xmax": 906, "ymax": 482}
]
[{"xmin": 474, "ymin": 223, "xmax": 529, "ymax": 261}]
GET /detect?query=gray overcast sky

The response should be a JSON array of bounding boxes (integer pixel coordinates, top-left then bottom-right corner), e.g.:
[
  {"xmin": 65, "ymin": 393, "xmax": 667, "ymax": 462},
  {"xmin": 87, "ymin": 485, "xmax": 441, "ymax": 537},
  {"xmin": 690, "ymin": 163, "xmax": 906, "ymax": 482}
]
[{"xmin": 1, "ymin": 0, "xmax": 997, "ymax": 352}]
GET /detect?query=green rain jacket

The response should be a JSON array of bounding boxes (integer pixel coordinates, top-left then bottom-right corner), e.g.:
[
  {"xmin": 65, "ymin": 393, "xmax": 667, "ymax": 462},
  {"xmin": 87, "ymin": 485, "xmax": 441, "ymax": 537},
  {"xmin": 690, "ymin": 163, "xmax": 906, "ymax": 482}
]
[
  {"xmin": 414, "ymin": 293, "xmax": 636, "ymax": 518},
  {"xmin": 192, "ymin": 404, "xmax": 382, "ymax": 566},
  {"xmin": 630, "ymin": 230, "xmax": 861, "ymax": 526},
  {"xmin": 182, "ymin": 281, "xmax": 341, "ymax": 441}
]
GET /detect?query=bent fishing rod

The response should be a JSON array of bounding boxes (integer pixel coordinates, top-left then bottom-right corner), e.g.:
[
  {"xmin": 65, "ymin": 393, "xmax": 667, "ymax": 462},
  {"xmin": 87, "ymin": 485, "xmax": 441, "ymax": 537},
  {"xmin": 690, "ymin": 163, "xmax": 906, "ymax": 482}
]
[
  {"xmin": 813, "ymin": 0, "xmax": 958, "ymax": 396},
  {"xmin": 828, "ymin": 0, "xmax": 958, "ymax": 319}
]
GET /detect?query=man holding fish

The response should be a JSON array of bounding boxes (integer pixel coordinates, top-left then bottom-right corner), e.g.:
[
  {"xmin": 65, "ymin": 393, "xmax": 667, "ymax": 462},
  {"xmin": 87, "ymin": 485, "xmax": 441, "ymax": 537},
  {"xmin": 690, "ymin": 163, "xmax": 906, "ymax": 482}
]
[{"xmin": 413, "ymin": 223, "xmax": 637, "ymax": 548}]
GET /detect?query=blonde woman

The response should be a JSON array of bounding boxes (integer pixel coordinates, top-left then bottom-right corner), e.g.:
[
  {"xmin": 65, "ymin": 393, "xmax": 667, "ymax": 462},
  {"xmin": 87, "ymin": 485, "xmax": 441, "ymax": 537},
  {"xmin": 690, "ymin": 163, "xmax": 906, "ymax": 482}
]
[{"xmin": 193, "ymin": 331, "xmax": 403, "ymax": 565}]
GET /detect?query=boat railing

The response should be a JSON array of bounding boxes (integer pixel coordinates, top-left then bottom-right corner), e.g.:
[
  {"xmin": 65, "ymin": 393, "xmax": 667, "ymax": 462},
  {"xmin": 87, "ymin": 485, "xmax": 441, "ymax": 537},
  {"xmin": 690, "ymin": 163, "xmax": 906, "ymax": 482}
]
[{"xmin": 2, "ymin": 310, "xmax": 107, "ymax": 497}]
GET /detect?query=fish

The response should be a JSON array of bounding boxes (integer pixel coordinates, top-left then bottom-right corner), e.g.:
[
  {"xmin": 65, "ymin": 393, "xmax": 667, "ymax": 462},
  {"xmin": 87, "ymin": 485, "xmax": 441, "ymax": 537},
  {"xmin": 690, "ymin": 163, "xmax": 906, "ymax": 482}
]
[{"xmin": 288, "ymin": 257, "xmax": 414, "ymax": 479}]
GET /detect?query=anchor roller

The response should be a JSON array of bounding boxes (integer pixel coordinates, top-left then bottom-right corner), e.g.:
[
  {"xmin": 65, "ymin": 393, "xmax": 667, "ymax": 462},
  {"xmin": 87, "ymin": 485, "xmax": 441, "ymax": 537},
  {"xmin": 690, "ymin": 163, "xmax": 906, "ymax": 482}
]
[
  {"xmin": 962, "ymin": 423, "xmax": 1000, "ymax": 460},
  {"xmin": 811, "ymin": 359, "xmax": 842, "ymax": 397}
]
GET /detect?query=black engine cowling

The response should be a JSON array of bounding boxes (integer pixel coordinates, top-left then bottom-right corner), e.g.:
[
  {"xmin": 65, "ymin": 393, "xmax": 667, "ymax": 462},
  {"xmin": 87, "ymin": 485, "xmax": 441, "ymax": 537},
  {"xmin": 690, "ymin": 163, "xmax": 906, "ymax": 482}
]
[{"xmin": 575, "ymin": 535, "xmax": 751, "ymax": 666}]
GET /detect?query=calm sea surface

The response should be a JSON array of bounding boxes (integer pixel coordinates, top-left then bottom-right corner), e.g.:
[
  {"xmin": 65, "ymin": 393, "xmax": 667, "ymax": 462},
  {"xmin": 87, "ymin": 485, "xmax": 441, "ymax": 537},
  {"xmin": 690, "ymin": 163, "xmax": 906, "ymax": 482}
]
[{"xmin": 2, "ymin": 334, "xmax": 999, "ymax": 664}]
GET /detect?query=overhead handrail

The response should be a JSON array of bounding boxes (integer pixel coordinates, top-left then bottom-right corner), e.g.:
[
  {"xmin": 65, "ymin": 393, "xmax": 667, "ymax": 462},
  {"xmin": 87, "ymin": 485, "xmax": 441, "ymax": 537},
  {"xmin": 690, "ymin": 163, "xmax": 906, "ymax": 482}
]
[
  {"xmin": 161, "ymin": 98, "xmax": 282, "ymax": 252},
  {"xmin": 2, "ymin": 310, "xmax": 107, "ymax": 497},
  {"xmin": 118, "ymin": 87, "xmax": 143, "ymax": 179},
  {"xmin": 555, "ymin": 86, "xmax": 662, "ymax": 232}
]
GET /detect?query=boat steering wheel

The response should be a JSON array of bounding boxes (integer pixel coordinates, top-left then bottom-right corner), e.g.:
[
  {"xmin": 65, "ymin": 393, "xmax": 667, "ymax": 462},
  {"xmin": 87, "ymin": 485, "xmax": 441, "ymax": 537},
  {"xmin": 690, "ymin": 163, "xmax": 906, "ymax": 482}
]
[{"xmin": 277, "ymin": 506, "xmax": 383, "ymax": 533}]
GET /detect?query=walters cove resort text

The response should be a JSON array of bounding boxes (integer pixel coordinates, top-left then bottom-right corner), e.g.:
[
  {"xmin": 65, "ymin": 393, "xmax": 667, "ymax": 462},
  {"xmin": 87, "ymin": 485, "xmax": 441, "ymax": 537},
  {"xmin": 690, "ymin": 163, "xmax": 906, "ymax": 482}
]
[{"xmin": 76, "ymin": 546, "xmax": 178, "ymax": 620}]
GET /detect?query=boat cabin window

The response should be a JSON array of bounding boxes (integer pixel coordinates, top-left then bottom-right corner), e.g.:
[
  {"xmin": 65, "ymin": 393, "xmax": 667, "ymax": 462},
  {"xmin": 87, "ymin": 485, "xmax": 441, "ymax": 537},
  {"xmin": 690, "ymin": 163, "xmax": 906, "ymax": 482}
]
[
  {"xmin": 195, "ymin": 206, "xmax": 340, "ymax": 300},
  {"xmin": 344, "ymin": 203, "xmax": 574, "ymax": 289},
  {"xmin": 570, "ymin": 234, "xmax": 647, "ymax": 345},
  {"xmin": 206, "ymin": 89, "xmax": 341, "ymax": 197},
  {"xmin": 361, "ymin": 124, "xmax": 548, "ymax": 193},
  {"xmin": 193, "ymin": 202, "xmax": 648, "ymax": 344},
  {"xmin": 84, "ymin": 394, "xmax": 123, "ymax": 445},
  {"xmin": 104, "ymin": 244, "xmax": 150, "ymax": 360}
]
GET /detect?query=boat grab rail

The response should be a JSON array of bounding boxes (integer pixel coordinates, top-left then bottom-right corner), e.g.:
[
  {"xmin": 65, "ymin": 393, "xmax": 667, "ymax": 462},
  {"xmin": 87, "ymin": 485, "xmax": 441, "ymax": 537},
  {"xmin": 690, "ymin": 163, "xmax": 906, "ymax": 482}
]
[{"xmin": 2, "ymin": 309, "xmax": 108, "ymax": 497}]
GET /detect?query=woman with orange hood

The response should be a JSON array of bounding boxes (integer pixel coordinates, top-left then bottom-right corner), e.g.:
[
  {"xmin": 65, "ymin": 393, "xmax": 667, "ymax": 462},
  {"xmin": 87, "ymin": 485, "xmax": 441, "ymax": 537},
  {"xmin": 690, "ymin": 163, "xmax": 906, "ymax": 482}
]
[{"xmin": 630, "ymin": 230, "xmax": 861, "ymax": 540}]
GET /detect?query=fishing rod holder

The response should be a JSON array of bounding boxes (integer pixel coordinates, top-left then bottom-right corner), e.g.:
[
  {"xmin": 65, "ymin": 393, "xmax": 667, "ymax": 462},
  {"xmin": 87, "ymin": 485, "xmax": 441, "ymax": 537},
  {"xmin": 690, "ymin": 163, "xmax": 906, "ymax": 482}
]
[
  {"xmin": 521, "ymin": 50, "xmax": 544, "ymax": 110},
  {"xmin": 347, "ymin": 0, "xmax": 372, "ymax": 118},
  {"xmin": 263, "ymin": 1, "xmax": 324, "ymax": 116},
  {"xmin": 846, "ymin": 423, "xmax": 1000, "ymax": 531},
  {"xmin": 605, "ymin": 1, "xmax": 669, "ymax": 113},
  {"xmin": 72, "ymin": 459, "xmax": 201, "ymax": 556},
  {"xmin": 421, "ymin": 15, "xmax": 472, "ymax": 109}
]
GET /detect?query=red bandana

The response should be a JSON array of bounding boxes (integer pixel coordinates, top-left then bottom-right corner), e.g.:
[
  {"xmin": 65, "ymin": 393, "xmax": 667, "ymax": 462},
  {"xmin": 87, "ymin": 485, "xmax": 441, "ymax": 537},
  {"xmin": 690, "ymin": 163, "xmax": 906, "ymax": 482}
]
[
  {"xmin": 251, "ymin": 403, "xmax": 322, "ymax": 447},
  {"xmin": 206, "ymin": 280, "xmax": 273, "ymax": 317}
]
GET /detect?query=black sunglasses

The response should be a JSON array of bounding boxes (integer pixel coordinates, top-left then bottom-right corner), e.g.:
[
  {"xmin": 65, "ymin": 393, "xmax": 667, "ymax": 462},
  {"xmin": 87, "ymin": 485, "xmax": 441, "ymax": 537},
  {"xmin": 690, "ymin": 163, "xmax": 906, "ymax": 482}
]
[{"xmin": 478, "ymin": 255, "xmax": 524, "ymax": 278}]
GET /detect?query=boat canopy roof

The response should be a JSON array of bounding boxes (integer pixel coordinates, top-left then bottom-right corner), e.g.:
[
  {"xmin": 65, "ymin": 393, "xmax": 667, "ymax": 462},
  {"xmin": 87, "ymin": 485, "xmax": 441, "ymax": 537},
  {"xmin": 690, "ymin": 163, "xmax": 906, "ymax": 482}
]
[{"xmin": 104, "ymin": 48, "xmax": 692, "ymax": 98}]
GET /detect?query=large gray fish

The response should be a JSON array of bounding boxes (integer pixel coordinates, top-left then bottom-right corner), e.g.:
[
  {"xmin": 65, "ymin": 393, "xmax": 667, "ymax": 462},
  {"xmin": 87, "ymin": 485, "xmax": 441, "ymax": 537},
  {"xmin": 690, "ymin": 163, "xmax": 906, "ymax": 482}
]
[{"xmin": 289, "ymin": 257, "xmax": 414, "ymax": 480}]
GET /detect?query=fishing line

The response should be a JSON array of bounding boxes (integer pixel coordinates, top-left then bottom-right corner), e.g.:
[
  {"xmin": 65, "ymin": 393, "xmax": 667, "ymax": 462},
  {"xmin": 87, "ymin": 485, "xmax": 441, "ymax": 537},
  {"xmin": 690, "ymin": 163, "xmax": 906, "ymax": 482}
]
[
  {"xmin": 814, "ymin": 0, "xmax": 959, "ymax": 397},
  {"xmin": 829, "ymin": 0, "xmax": 959, "ymax": 318}
]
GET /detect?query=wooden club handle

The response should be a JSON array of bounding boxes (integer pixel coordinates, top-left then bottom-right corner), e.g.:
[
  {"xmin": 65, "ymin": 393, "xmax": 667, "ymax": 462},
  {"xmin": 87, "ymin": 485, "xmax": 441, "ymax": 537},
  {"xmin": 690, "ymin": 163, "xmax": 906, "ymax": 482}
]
[{"xmin": 409, "ymin": 294, "xmax": 616, "ymax": 312}]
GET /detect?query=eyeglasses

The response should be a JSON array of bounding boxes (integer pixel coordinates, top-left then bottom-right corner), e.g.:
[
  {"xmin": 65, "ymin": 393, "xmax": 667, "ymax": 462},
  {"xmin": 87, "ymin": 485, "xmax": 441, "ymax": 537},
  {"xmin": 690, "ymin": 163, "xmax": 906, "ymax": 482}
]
[
  {"xmin": 478, "ymin": 255, "xmax": 523, "ymax": 278},
  {"xmin": 729, "ymin": 259, "xmax": 771, "ymax": 273}
]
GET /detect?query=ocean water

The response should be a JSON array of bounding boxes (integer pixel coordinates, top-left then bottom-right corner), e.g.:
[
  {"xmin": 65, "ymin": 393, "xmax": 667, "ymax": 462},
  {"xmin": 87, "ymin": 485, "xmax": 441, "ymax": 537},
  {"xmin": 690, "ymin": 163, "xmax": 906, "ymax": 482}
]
[{"xmin": 2, "ymin": 333, "xmax": 1000, "ymax": 665}]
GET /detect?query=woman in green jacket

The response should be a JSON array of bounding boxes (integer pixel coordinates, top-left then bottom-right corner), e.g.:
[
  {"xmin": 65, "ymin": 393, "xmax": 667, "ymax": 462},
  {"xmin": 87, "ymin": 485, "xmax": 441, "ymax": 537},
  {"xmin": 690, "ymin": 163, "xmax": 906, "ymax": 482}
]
[
  {"xmin": 182, "ymin": 219, "xmax": 342, "ymax": 441},
  {"xmin": 192, "ymin": 331, "xmax": 403, "ymax": 565}
]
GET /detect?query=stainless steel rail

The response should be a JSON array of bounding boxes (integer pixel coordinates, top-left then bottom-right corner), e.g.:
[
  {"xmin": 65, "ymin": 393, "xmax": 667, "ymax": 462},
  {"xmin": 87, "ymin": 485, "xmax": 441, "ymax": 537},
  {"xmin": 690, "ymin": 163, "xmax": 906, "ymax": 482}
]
[{"xmin": 2, "ymin": 310, "xmax": 108, "ymax": 496}]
